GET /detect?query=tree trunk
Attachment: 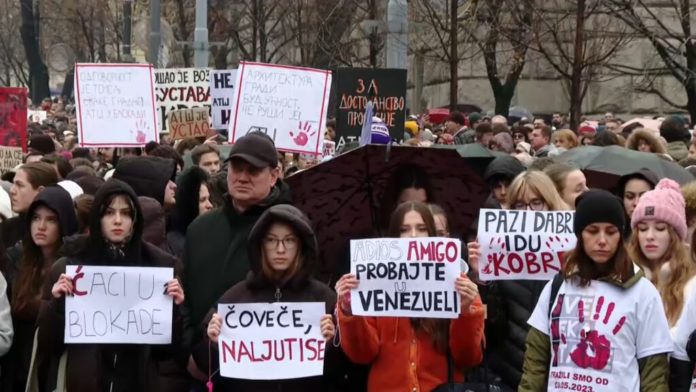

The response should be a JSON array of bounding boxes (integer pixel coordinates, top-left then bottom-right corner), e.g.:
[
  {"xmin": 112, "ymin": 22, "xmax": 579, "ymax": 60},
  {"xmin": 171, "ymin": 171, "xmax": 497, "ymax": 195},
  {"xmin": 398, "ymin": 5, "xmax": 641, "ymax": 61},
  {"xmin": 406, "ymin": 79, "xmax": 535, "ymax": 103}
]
[
  {"xmin": 309, "ymin": 1, "xmax": 353, "ymax": 69},
  {"xmin": 493, "ymin": 86, "xmax": 514, "ymax": 117},
  {"xmin": 20, "ymin": 0, "xmax": 49, "ymax": 103},
  {"xmin": 213, "ymin": 45, "xmax": 229, "ymax": 69},
  {"xmin": 251, "ymin": 0, "xmax": 258, "ymax": 61},
  {"xmin": 61, "ymin": 68, "xmax": 74, "ymax": 99},
  {"xmin": 368, "ymin": 0, "xmax": 380, "ymax": 67},
  {"xmin": 686, "ymin": 79, "xmax": 696, "ymax": 125},
  {"xmin": 569, "ymin": 0, "xmax": 586, "ymax": 130},
  {"xmin": 176, "ymin": 0, "xmax": 192, "ymax": 67},
  {"xmin": 97, "ymin": 4, "xmax": 107, "ymax": 62},
  {"xmin": 449, "ymin": 0, "xmax": 458, "ymax": 110}
]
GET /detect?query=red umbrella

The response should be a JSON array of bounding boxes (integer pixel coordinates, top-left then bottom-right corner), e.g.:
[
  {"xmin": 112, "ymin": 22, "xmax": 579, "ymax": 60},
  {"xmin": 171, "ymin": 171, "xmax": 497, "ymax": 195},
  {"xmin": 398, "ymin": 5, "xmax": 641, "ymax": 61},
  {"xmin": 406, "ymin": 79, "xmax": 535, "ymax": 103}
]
[{"xmin": 426, "ymin": 108, "xmax": 450, "ymax": 125}]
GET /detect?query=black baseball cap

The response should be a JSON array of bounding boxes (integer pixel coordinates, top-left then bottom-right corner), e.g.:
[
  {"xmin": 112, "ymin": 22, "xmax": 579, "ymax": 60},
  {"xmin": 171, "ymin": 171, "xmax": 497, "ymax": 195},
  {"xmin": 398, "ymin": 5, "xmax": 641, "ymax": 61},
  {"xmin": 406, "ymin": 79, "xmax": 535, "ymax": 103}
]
[{"xmin": 226, "ymin": 132, "xmax": 278, "ymax": 168}]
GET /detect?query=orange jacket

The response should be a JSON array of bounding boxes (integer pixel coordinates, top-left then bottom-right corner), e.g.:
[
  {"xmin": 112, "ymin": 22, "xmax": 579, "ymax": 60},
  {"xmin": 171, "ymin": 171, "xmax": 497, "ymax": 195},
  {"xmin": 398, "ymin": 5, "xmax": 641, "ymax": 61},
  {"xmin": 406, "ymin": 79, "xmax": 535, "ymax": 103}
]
[{"xmin": 337, "ymin": 293, "xmax": 485, "ymax": 392}]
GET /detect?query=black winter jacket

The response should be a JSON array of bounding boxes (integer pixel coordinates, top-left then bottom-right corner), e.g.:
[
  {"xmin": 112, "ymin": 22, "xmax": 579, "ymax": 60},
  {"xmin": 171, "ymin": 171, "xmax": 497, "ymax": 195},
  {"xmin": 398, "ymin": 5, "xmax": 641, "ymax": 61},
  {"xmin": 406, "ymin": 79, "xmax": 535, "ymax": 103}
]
[
  {"xmin": 36, "ymin": 179, "xmax": 186, "ymax": 392},
  {"xmin": 183, "ymin": 181, "xmax": 291, "ymax": 347},
  {"xmin": 483, "ymin": 280, "xmax": 547, "ymax": 390},
  {"xmin": 191, "ymin": 204, "xmax": 341, "ymax": 392},
  {"xmin": 113, "ymin": 156, "xmax": 177, "ymax": 206},
  {"xmin": 1, "ymin": 186, "xmax": 78, "ymax": 392}
]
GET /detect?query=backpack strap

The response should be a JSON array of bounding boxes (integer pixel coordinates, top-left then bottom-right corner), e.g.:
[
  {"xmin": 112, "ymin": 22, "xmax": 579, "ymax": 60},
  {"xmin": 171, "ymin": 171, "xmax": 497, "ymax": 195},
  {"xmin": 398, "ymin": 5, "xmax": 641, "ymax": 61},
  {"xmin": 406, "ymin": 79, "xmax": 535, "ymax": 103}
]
[{"xmin": 547, "ymin": 272, "xmax": 564, "ymax": 319}]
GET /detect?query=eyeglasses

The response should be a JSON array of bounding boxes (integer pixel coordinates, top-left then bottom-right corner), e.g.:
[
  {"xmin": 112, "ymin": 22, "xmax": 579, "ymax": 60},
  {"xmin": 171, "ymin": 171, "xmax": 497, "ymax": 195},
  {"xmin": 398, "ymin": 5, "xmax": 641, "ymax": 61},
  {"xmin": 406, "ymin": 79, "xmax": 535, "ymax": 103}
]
[
  {"xmin": 513, "ymin": 133, "xmax": 525, "ymax": 140},
  {"xmin": 263, "ymin": 236, "xmax": 299, "ymax": 250},
  {"xmin": 513, "ymin": 199, "xmax": 546, "ymax": 211}
]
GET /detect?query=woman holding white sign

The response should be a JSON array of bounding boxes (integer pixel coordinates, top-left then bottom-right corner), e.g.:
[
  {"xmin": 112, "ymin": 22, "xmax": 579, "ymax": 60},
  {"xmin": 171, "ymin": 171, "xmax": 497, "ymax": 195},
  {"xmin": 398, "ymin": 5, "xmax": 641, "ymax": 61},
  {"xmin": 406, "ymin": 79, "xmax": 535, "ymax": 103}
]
[
  {"xmin": 519, "ymin": 189, "xmax": 671, "ymax": 392},
  {"xmin": 335, "ymin": 201, "xmax": 485, "ymax": 392},
  {"xmin": 466, "ymin": 170, "xmax": 570, "ymax": 390},
  {"xmin": 35, "ymin": 178, "xmax": 186, "ymax": 392},
  {"xmin": 189, "ymin": 204, "xmax": 339, "ymax": 392}
]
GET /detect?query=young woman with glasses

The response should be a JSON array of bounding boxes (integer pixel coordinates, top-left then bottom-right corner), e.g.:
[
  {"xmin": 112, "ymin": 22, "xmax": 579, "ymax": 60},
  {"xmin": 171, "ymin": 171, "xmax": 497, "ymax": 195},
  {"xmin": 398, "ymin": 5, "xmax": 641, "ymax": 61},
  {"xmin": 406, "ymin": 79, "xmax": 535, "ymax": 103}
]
[
  {"xmin": 190, "ymin": 204, "xmax": 338, "ymax": 391},
  {"xmin": 466, "ymin": 170, "xmax": 571, "ymax": 390}
]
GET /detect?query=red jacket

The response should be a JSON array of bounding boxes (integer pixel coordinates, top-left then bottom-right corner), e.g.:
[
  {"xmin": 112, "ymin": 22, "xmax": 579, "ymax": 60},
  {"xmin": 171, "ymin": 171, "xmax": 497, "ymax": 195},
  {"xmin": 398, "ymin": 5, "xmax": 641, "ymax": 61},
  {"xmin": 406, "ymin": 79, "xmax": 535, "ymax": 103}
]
[{"xmin": 337, "ymin": 292, "xmax": 485, "ymax": 392}]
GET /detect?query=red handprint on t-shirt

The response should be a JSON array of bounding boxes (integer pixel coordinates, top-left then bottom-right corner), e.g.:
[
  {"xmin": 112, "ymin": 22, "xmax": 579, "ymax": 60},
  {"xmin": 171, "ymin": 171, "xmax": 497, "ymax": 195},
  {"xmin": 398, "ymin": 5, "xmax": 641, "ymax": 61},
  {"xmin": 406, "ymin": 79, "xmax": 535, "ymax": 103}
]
[{"xmin": 562, "ymin": 296, "xmax": 626, "ymax": 371}]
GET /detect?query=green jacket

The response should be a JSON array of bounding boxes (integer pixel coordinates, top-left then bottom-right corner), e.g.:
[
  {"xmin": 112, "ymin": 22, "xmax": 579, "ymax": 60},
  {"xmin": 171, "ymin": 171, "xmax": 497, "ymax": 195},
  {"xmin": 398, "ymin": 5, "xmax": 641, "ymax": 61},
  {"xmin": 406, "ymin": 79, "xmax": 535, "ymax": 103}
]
[
  {"xmin": 519, "ymin": 271, "xmax": 669, "ymax": 392},
  {"xmin": 667, "ymin": 141, "xmax": 688, "ymax": 162},
  {"xmin": 182, "ymin": 181, "xmax": 292, "ymax": 346}
]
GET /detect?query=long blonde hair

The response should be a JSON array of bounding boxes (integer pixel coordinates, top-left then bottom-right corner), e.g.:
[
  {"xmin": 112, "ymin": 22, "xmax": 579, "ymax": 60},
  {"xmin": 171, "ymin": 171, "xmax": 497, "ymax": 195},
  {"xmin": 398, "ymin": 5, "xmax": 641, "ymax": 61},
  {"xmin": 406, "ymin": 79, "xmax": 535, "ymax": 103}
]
[
  {"xmin": 507, "ymin": 171, "xmax": 570, "ymax": 211},
  {"xmin": 628, "ymin": 226, "xmax": 695, "ymax": 326}
]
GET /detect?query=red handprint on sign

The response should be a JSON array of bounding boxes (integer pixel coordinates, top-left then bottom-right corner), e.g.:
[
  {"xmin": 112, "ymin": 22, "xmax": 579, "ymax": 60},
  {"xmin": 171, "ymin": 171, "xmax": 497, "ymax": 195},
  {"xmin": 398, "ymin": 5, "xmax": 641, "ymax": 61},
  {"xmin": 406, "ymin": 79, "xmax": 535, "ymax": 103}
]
[
  {"xmin": 289, "ymin": 121, "xmax": 316, "ymax": 146},
  {"xmin": 481, "ymin": 237, "xmax": 506, "ymax": 275},
  {"xmin": 561, "ymin": 296, "xmax": 626, "ymax": 371},
  {"xmin": 131, "ymin": 119, "xmax": 148, "ymax": 143}
]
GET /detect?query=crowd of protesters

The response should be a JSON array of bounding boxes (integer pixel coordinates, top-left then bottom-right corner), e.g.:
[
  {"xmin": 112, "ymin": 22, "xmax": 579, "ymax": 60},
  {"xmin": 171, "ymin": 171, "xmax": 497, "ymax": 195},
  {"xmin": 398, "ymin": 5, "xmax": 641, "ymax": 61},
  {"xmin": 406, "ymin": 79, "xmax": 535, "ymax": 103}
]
[{"xmin": 0, "ymin": 95, "xmax": 696, "ymax": 392}]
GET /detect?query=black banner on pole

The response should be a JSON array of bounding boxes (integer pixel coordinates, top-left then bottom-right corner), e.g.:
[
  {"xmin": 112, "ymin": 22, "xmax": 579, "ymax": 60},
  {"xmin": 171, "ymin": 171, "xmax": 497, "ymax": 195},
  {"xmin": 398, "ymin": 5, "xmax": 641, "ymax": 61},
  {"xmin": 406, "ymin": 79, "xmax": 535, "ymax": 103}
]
[{"xmin": 334, "ymin": 68, "xmax": 406, "ymax": 147}]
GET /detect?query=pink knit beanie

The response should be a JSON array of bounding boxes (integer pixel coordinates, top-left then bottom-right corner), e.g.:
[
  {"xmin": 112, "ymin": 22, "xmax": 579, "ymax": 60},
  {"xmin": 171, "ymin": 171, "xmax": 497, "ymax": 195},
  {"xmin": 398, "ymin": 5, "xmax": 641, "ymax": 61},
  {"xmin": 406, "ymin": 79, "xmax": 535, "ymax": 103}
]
[{"xmin": 631, "ymin": 178, "xmax": 687, "ymax": 240}]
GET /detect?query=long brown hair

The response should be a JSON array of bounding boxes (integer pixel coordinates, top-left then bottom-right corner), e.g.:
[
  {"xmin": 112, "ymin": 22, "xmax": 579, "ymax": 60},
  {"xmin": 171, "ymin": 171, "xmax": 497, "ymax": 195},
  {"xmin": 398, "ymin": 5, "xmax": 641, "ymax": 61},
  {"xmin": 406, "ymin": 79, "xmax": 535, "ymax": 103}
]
[
  {"xmin": 388, "ymin": 201, "xmax": 450, "ymax": 353},
  {"xmin": 12, "ymin": 204, "xmax": 61, "ymax": 317},
  {"xmin": 629, "ymin": 226, "xmax": 694, "ymax": 326},
  {"xmin": 563, "ymin": 232, "xmax": 633, "ymax": 288}
]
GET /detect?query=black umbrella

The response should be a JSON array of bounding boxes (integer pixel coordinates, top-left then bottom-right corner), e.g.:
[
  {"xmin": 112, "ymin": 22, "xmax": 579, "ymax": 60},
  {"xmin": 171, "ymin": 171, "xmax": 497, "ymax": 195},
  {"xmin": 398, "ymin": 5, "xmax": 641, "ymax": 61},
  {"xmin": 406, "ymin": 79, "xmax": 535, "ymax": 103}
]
[
  {"xmin": 285, "ymin": 144, "xmax": 491, "ymax": 284},
  {"xmin": 559, "ymin": 145, "xmax": 694, "ymax": 189}
]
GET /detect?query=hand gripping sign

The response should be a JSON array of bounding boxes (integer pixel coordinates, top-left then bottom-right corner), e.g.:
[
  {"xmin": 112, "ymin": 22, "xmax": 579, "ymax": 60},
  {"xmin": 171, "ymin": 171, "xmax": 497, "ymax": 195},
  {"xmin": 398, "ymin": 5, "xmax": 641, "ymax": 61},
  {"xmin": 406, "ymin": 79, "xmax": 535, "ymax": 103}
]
[
  {"xmin": 64, "ymin": 265, "xmax": 173, "ymax": 344},
  {"xmin": 217, "ymin": 302, "xmax": 325, "ymax": 380},
  {"xmin": 349, "ymin": 237, "xmax": 462, "ymax": 319},
  {"xmin": 477, "ymin": 209, "xmax": 576, "ymax": 281}
]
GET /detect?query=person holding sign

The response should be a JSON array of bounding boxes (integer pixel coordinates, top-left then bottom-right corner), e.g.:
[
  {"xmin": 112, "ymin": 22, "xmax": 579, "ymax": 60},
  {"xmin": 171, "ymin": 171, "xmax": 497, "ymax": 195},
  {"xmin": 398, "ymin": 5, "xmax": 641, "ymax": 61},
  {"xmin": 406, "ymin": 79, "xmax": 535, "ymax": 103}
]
[
  {"xmin": 183, "ymin": 133, "xmax": 291, "ymax": 357},
  {"xmin": 36, "ymin": 179, "xmax": 187, "ymax": 392},
  {"xmin": 520, "ymin": 190, "xmax": 671, "ymax": 392},
  {"xmin": 335, "ymin": 201, "xmax": 485, "ymax": 392},
  {"xmin": 467, "ymin": 170, "xmax": 570, "ymax": 390},
  {"xmin": 2, "ymin": 186, "xmax": 77, "ymax": 391},
  {"xmin": 189, "ymin": 204, "xmax": 339, "ymax": 391}
]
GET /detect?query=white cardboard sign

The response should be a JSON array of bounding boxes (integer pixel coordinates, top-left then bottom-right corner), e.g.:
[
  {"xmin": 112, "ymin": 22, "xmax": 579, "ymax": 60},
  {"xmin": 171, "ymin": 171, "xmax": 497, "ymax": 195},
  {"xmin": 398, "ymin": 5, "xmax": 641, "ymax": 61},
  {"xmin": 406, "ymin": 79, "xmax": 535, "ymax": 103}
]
[
  {"xmin": 477, "ymin": 209, "xmax": 576, "ymax": 281},
  {"xmin": 64, "ymin": 265, "xmax": 173, "ymax": 344},
  {"xmin": 27, "ymin": 110, "xmax": 47, "ymax": 123},
  {"xmin": 210, "ymin": 69, "xmax": 237, "ymax": 129},
  {"xmin": 75, "ymin": 63, "xmax": 158, "ymax": 147},
  {"xmin": 154, "ymin": 68, "xmax": 211, "ymax": 133},
  {"xmin": 350, "ymin": 237, "xmax": 462, "ymax": 319},
  {"xmin": 217, "ymin": 302, "xmax": 325, "ymax": 380},
  {"xmin": 229, "ymin": 62, "xmax": 331, "ymax": 155}
]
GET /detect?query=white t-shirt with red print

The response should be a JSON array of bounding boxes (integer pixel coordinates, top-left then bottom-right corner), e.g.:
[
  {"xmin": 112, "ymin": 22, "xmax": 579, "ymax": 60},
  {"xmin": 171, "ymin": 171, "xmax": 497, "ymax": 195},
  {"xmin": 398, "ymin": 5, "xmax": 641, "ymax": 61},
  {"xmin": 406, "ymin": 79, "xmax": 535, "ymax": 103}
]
[
  {"xmin": 528, "ymin": 277, "xmax": 672, "ymax": 392},
  {"xmin": 671, "ymin": 276, "xmax": 696, "ymax": 391}
]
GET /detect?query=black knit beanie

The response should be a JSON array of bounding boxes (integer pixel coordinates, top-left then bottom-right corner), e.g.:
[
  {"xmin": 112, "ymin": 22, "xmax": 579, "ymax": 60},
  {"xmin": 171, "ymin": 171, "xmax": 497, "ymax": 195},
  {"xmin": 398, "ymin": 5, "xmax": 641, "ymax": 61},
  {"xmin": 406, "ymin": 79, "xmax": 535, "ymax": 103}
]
[{"xmin": 574, "ymin": 189, "xmax": 626, "ymax": 235}]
